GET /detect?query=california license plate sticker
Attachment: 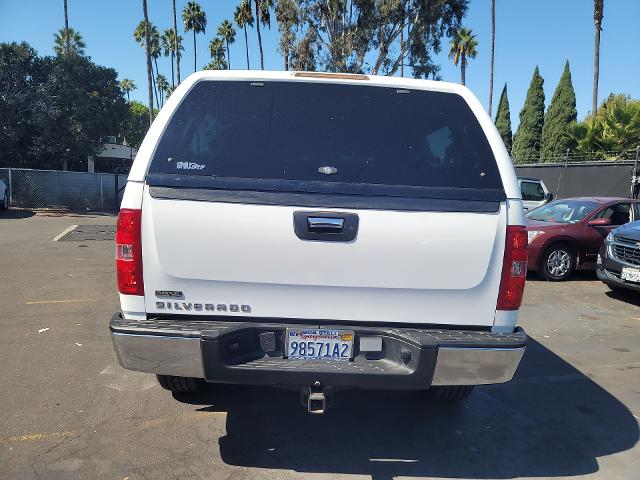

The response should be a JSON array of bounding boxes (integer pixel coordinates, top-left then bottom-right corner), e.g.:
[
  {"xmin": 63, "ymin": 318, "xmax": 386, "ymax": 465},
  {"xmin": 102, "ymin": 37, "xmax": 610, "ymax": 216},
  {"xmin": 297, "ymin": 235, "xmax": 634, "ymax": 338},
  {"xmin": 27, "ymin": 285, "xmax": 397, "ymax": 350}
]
[
  {"xmin": 621, "ymin": 267, "xmax": 640, "ymax": 283},
  {"xmin": 286, "ymin": 329, "xmax": 354, "ymax": 361}
]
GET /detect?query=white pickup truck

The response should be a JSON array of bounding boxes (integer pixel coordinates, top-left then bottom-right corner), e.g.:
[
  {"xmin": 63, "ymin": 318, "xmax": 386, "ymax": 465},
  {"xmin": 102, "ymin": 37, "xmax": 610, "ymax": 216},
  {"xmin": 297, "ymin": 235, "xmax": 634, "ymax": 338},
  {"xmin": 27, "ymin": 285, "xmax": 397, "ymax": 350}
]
[{"xmin": 110, "ymin": 71, "xmax": 527, "ymax": 413}]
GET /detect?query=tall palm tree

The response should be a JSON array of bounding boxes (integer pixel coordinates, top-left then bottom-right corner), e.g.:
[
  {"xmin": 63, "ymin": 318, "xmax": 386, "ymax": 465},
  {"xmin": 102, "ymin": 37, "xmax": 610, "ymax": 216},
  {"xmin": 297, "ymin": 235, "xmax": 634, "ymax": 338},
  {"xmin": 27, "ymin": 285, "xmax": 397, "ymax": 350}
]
[
  {"xmin": 63, "ymin": 0, "xmax": 70, "ymax": 56},
  {"xmin": 141, "ymin": 0, "xmax": 154, "ymax": 126},
  {"xmin": 172, "ymin": 0, "xmax": 181, "ymax": 84},
  {"xmin": 134, "ymin": 21, "xmax": 161, "ymax": 109},
  {"xmin": 182, "ymin": 1, "xmax": 207, "ymax": 72},
  {"xmin": 235, "ymin": 0, "xmax": 254, "ymax": 69},
  {"xmin": 593, "ymin": 0, "xmax": 604, "ymax": 115},
  {"xmin": 156, "ymin": 74, "xmax": 169, "ymax": 106},
  {"xmin": 488, "ymin": 0, "xmax": 495, "ymax": 115},
  {"xmin": 254, "ymin": 0, "xmax": 264, "ymax": 70},
  {"xmin": 53, "ymin": 27, "xmax": 85, "ymax": 56},
  {"xmin": 208, "ymin": 37, "xmax": 227, "ymax": 70},
  {"xmin": 119, "ymin": 79, "xmax": 137, "ymax": 102},
  {"xmin": 217, "ymin": 20, "xmax": 236, "ymax": 69},
  {"xmin": 161, "ymin": 29, "xmax": 183, "ymax": 88},
  {"xmin": 448, "ymin": 28, "xmax": 478, "ymax": 86}
]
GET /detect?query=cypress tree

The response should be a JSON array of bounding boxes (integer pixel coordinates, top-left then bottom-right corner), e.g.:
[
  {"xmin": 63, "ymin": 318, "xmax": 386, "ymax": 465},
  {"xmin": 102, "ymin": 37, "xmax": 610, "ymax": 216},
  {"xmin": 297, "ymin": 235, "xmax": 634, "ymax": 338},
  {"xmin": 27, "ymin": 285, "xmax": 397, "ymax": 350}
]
[
  {"xmin": 540, "ymin": 61, "xmax": 577, "ymax": 161},
  {"xmin": 512, "ymin": 66, "xmax": 545, "ymax": 163},
  {"xmin": 494, "ymin": 84, "xmax": 513, "ymax": 154}
]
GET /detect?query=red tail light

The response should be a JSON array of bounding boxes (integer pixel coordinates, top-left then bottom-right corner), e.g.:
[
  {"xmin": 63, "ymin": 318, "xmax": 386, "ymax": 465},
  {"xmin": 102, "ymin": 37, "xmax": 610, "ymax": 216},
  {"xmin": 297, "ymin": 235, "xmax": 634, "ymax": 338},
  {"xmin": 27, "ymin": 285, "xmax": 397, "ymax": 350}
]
[
  {"xmin": 496, "ymin": 225, "xmax": 527, "ymax": 310},
  {"xmin": 116, "ymin": 209, "xmax": 144, "ymax": 296}
]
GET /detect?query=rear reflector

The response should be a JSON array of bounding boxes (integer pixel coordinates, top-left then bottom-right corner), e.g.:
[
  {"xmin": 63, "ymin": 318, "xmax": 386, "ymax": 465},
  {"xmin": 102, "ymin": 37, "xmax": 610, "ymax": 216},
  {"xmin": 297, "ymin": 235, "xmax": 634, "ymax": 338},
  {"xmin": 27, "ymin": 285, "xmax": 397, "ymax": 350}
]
[
  {"xmin": 496, "ymin": 225, "xmax": 527, "ymax": 310},
  {"xmin": 116, "ymin": 209, "xmax": 144, "ymax": 296}
]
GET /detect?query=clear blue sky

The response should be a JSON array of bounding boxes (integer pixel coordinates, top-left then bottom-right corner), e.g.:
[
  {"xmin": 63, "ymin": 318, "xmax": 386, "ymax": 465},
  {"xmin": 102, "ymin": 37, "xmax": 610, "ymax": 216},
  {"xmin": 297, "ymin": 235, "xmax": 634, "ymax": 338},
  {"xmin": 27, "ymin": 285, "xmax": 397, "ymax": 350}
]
[{"xmin": 1, "ymin": 0, "xmax": 638, "ymax": 129}]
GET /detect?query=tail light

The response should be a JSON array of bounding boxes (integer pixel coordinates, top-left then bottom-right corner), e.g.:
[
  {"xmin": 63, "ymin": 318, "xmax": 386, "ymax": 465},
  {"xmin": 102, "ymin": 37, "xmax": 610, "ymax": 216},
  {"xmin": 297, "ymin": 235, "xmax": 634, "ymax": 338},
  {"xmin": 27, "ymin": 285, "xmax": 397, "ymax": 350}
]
[
  {"xmin": 496, "ymin": 225, "xmax": 527, "ymax": 310},
  {"xmin": 116, "ymin": 209, "xmax": 144, "ymax": 295}
]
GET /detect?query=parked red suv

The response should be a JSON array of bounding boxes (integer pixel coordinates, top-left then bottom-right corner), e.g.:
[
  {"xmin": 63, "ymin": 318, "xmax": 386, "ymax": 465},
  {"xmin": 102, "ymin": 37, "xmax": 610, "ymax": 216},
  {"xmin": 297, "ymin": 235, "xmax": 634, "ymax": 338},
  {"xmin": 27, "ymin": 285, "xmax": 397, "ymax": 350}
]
[{"xmin": 526, "ymin": 197, "xmax": 640, "ymax": 280}]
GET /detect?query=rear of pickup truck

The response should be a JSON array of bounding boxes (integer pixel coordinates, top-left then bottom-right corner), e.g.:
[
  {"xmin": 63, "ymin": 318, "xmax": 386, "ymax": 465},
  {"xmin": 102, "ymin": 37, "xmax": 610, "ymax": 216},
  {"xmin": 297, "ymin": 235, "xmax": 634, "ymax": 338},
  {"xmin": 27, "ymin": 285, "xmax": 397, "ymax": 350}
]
[{"xmin": 110, "ymin": 71, "xmax": 527, "ymax": 411}]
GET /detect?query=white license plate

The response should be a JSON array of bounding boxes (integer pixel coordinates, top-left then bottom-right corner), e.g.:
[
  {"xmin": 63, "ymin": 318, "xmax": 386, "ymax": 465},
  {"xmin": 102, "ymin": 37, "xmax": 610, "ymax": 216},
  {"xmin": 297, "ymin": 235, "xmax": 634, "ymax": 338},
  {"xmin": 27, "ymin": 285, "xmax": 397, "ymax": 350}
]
[
  {"xmin": 286, "ymin": 329, "xmax": 354, "ymax": 361},
  {"xmin": 621, "ymin": 267, "xmax": 640, "ymax": 283}
]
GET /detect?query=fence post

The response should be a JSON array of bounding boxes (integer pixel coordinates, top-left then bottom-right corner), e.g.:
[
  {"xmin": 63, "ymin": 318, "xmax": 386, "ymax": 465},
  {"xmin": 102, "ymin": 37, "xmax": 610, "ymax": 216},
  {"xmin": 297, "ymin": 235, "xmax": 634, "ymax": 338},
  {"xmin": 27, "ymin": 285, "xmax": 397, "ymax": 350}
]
[
  {"xmin": 7, "ymin": 168, "xmax": 11, "ymax": 206},
  {"xmin": 114, "ymin": 173, "xmax": 119, "ymax": 212}
]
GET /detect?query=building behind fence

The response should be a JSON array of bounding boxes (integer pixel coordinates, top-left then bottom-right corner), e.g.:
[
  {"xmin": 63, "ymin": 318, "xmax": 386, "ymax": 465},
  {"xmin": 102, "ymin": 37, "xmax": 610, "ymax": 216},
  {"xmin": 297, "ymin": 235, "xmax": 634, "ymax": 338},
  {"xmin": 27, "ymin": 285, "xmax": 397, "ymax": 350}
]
[{"xmin": 0, "ymin": 168, "xmax": 128, "ymax": 211}]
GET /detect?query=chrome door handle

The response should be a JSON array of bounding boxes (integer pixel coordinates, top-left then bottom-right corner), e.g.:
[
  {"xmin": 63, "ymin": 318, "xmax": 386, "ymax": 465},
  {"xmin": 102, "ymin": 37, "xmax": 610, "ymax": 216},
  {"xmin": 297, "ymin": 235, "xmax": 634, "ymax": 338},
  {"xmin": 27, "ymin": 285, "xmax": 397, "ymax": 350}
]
[{"xmin": 307, "ymin": 217, "xmax": 344, "ymax": 232}]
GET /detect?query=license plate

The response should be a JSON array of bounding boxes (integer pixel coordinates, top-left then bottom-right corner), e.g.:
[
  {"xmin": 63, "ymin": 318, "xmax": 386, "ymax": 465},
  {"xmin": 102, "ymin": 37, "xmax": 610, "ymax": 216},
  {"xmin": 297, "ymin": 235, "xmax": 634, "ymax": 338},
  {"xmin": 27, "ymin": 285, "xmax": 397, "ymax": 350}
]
[
  {"xmin": 286, "ymin": 329, "xmax": 354, "ymax": 361},
  {"xmin": 621, "ymin": 267, "xmax": 640, "ymax": 283}
]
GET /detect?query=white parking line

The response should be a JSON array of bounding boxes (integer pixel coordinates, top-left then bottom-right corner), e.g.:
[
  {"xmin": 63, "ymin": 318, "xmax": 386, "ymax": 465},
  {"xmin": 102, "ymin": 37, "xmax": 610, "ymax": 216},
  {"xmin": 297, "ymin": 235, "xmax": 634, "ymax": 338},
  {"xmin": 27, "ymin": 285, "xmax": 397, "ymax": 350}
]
[{"xmin": 52, "ymin": 224, "xmax": 78, "ymax": 242}]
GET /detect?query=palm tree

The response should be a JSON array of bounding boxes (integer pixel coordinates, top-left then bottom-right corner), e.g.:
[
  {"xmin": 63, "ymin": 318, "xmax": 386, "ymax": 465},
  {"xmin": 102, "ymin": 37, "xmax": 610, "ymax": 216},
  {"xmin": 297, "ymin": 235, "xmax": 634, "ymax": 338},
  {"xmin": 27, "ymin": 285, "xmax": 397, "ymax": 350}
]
[
  {"xmin": 63, "ymin": 0, "xmax": 70, "ymax": 56},
  {"xmin": 593, "ymin": 0, "xmax": 604, "ymax": 115},
  {"xmin": 120, "ymin": 79, "xmax": 137, "ymax": 102},
  {"xmin": 156, "ymin": 74, "xmax": 169, "ymax": 106},
  {"xmin": 161, "ymin": 29, "xmax": 183, "ymax": 87},
  {"xmin": 253, "ymin": 0, "xmax": 272, "ymax": 69},
  {"xmin": 134, "ymin": 20, "xmax": 161, "ymax": 109},
  {"xmin": 53, "ymin": 28, "xmax": 86, "ymax": 56},
  {"xmin": 235, "ymin": 0, "xmax": 254, "ymax": 69},
  {"xmin": 208, "ymin": 37, "xmax": 227, "ymax": 70},
  {"xmin": 217, "ymin": 20, "xmax": 236, "ymax": 69},
  {"xmin": 172, "ymin": 0, "xmax": 181, "ymax": 84},
  {"xmin": 488, "ymin": 0, "xmax": 495, "ymax": 115},
  {"xmin": 141, "ymin": 0, "xmax": 154, "ymax": 126},
  {"xmin": 448, "ymin": 28, "xmax": 478, "ymax": 86},
  {"xmin": 183, "ymin": 1, "xmax": 207, "ymax": 72}
]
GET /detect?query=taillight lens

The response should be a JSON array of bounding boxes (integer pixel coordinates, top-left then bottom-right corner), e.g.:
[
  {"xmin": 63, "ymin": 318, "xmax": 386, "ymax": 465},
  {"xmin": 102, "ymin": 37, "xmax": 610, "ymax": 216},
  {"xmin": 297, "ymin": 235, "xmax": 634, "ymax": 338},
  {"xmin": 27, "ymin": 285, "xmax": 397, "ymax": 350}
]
[
  {"xmin": 496, "ymin": 225, "xmax": 527, "ymax": 310},
  {"xmin": 116, "ymin": 209, "xmax": 144, "ymax": 295}
]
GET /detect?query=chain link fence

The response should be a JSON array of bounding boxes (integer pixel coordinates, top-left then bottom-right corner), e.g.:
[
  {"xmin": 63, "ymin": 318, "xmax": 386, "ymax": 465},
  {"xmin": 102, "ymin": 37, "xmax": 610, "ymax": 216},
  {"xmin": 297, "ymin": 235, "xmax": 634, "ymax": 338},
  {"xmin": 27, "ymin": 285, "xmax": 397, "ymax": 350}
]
[{"xmin": 0, "ymin": 168, "xmax": 128, "ymax": 211}]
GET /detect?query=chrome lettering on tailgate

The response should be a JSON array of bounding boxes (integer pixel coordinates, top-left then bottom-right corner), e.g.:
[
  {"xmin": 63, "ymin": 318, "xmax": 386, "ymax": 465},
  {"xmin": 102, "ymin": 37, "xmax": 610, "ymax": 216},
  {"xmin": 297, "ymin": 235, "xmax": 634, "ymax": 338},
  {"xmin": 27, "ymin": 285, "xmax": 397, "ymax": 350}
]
[{"xmin": 155, "ymin": 301, "xmax": 251, "ymax": 313}]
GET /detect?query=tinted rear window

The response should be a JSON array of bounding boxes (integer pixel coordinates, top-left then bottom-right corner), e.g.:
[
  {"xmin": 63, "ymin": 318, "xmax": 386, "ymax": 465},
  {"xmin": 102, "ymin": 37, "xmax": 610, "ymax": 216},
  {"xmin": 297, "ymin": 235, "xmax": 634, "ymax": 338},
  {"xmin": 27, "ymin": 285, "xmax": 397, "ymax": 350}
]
[{"xmin": 149, "ymin": 81, "xmax": 503, "ymax": 195}]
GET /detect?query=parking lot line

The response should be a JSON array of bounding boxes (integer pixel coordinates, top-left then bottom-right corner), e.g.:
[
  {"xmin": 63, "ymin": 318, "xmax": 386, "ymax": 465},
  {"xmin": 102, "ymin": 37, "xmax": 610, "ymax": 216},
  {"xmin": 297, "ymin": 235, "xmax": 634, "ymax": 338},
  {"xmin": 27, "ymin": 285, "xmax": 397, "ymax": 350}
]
[
  {"xmin": 0, "ymin": 431, "xmax": 78, "ymax": 445},
  {"xmin": 25, "ymin": 299, "xmax": 94, "ymax": 305},
  {"xmin": 52, "ymin": 224, "xmax": 78, "ymax": 242}
]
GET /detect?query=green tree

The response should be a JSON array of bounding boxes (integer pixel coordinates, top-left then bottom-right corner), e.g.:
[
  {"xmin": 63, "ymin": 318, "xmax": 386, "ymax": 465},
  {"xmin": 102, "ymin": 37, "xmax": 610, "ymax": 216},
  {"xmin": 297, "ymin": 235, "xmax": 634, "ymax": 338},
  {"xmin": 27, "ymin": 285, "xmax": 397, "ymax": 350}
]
[
  {"xmin": 134, "ymin": 20, "xmax": 161, "ymax": 109},
  {"xmin": 569, "ymin": 94, "xmax": 640, "ymax": 158},
  {"xmin": 275, "ymin": 0, "xmax": 298, "ymax": 71},
  {"xmin": 172, "ymin": 0, "xmax": 182, "ymax": 84},
  {"xmin": 161, "ymin": 28, "xmax": 183, "ymax": 87},
  {"xmin": 286, "ymin": 0, "xmax": 466, "ymax": 78},
  {"xmin": 494, "ymin": 84, "xmax": 513, "ymax": 155},
  {"xmin": 488, "ymin": 0, "xmax": 495, "ymax": 115},
  {"xmin": 235, "ymin": 0, "xmax": 254, "ymax": 69},
  {"xmin": 120, "ymin": 100, "xmax": 156, "ymax": 149},
  {"xmin": 512, "ymin": 66, "xmax": 545, "ymax": 163},
  {"xmin": 217, "ymin": 20, "xmax": 236, "ymax": 69},
  {"xmin": 119, "ymin": 78, "xmax": 136, "ymax": 102},
  {"xmin": 53, "ymin": 28, "xmax": 86, "ymax": 57},
  {"xmin": 0, "ymin": 43, "xmax": 128, "ymax": 169},
  {"xmin": 63, "ymin": 0, "xmax": 70, "ymax": 56},
  {"xmin": 540, "ymin": 61, "xmax": 577, "ymax": 161},
  {"xmin": 593, "ymin": 0, "xmax": 604, "ymax": 115},
  {"xmin": 448, "ymin": 27, "xmax": 477, "ymax": 86},
  {"xmin": 207, "ymin": 37, "xmax": 227, "ymax": 70},
  {"xmin": 156, "ymin": 74, "xmax": 169, "ymax": 106},
  {"xmin": 141, "ymin": 0, "xmax": 154, "ymax": 125},
  {"xmin": 182, "ymin": 1, "xmax": 207, "ymax": 72}
]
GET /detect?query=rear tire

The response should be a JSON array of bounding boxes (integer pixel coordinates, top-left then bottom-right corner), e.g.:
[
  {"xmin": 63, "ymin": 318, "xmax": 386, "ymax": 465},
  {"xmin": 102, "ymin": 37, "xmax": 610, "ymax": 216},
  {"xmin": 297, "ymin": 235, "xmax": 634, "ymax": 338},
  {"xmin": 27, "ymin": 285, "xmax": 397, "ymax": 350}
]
[
  {"xmin": 539, "ymin": 243, "xmax": 574, "ymax": 281},
  {"xmin": 428, "ymin": 385, "xmax": 475, "ymax": 401},
  {"xmin": 157, "ymin": 375, "xmax": 202, "ymax": 393}
]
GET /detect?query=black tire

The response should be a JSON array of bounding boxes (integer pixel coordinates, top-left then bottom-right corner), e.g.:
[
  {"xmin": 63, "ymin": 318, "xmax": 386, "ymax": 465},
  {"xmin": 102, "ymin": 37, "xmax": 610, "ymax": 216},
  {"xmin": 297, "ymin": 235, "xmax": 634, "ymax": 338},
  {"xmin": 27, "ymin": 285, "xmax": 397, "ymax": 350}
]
[
  {"xmin": 608, "ymin": 284, "xmax": 628, "ymax": 295},
  {"xmin": 539, "ymin": 243, "xmax": 575, "ymax": 281},
  {"xmin": 0, "ymin": 192, "xmax": 8, "ymax": 211},
  {"xmin": 157, "ymin": 375, "xmax": 202, "ymax": 393},
  {"xmin": 428, "ymin": 385, "xmax": 475, "ymax": 401}
]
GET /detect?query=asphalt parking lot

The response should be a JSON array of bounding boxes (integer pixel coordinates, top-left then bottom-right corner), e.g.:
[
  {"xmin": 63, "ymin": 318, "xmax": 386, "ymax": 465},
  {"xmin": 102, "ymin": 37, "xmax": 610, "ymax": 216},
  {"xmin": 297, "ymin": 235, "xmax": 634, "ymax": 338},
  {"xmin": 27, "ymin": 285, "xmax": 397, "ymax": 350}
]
[{"xmin": 1, "ymin": 211, "xmax": 639, "ymax": 480}]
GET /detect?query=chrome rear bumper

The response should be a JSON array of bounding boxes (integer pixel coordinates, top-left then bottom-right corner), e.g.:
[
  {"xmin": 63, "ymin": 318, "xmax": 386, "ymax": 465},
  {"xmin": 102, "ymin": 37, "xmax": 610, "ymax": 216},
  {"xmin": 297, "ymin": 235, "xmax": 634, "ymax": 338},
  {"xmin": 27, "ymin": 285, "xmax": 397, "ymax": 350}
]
[{"xmin": 110, "ymin": 314, "xmax": 526, "ymax": 387}]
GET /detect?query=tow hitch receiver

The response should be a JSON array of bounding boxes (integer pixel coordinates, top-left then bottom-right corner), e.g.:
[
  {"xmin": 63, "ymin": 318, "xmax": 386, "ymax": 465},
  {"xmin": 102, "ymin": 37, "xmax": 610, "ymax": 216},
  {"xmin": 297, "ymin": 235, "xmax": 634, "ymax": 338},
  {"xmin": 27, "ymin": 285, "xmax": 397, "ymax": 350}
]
[{"xmin": 301, "ymin": 384, "xmax": 334, "ymax": 414}]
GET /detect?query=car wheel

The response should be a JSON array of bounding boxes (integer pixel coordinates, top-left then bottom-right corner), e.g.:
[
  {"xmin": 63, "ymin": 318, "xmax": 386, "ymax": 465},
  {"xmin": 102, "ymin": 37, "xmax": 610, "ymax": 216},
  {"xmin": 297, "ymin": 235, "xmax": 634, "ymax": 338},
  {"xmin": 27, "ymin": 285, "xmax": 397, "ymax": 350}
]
[
  {"xmin": 428, "ymin": 385, "xmax": 475, "ymax": 401},
  {"xmin": 540, "ymin": 244, "xmax": 574, "ymax": 281},
  {"xmin": 157, "ymin": 375, "xmax": 202, "ymax": 393},
  {"xmin": 0, "ymin": 192, "xmax": 8, "ymax": 211}
]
